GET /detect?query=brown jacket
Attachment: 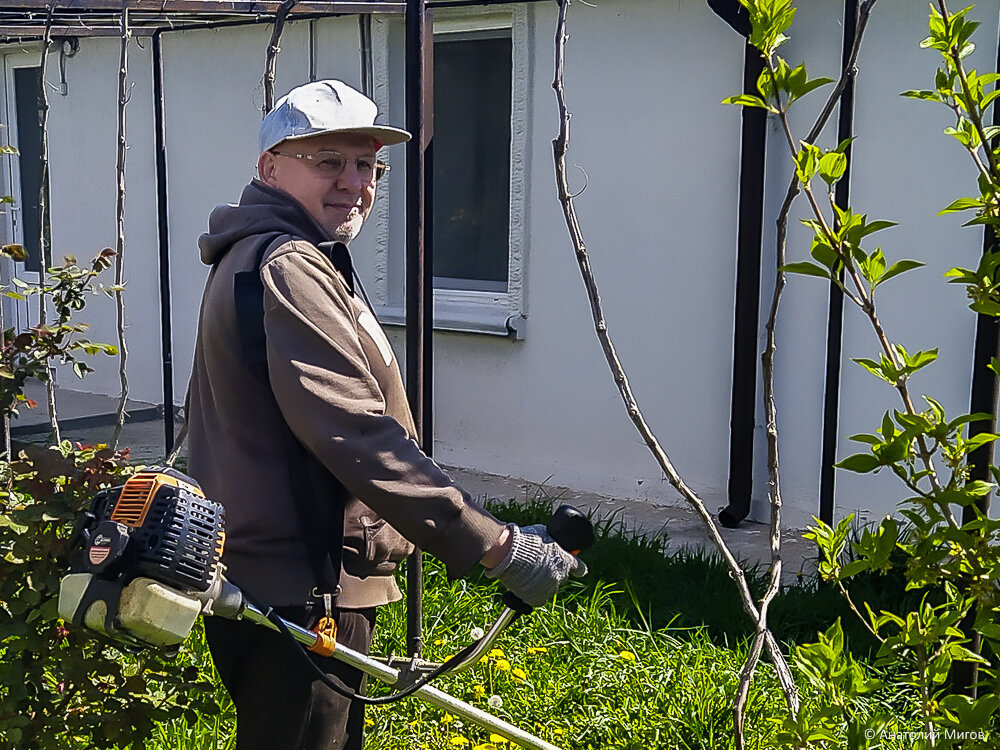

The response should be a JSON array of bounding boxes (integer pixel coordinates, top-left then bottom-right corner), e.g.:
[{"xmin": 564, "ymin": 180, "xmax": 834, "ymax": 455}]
[{"xmin": 186, "ymin": 180, "xmax": 503, "ymax": 608}]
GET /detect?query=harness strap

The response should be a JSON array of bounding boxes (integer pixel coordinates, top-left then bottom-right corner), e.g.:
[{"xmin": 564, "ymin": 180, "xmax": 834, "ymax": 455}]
[{"xmin": 233, "ymin": 232, "xmax": 346, "ymax": 597}]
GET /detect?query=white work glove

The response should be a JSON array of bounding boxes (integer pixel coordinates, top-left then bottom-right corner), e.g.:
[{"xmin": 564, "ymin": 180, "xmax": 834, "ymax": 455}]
[{"xmin": 484, "ymin": 524, "xmax": 588, "ymax": 608}]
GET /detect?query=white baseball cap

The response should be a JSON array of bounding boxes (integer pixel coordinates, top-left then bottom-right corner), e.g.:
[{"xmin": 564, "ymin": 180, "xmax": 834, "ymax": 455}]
[{"xmin": 259, "ymin": 79, "xmax": 411, "ymax": 154}]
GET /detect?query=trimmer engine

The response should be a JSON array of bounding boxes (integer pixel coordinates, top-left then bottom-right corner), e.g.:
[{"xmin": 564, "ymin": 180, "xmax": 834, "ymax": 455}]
[{"xmin": 58, "ymin": 467, "xmax": 238, "ymax": 649}]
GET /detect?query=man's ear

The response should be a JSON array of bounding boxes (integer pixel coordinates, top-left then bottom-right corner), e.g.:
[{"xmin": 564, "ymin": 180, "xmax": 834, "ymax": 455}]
[{"xmin": 257, "ymin": 151, "xmax": 278, "ymax": 186}]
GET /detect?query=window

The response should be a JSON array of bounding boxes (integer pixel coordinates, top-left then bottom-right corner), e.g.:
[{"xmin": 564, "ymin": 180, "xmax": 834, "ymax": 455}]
[
  {"xmin": 370, "ymin": 7, "xmax": 529, "ymax": 338},
  {"xmin": 10, "ymin": 65, "xmax": 43, "ymax": 275},
  {"xmin": 1, "ymin": 53, "xmax": 44, "ymax": 335},
  {"xmin": 432, "ymin": 31, "xmax": 512, "ymax": 293}
]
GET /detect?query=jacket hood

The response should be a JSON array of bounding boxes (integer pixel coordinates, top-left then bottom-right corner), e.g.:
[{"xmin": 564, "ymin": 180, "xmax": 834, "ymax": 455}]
[{"xmin": 198, "ymin": 179, "xmax": 331, "ymax": 265}]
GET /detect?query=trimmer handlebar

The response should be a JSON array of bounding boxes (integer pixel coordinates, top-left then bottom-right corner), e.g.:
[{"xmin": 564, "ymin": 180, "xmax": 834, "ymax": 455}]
[
  {"xmin": 500, "ymin": 504, "xmax": 594, "ymax": 614},
  {"xmin": 545, "ymin": 504, "xmax": 596, "ymax": 555}
]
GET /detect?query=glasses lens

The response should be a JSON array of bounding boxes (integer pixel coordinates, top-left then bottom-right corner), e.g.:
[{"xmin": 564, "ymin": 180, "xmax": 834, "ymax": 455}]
[{"xmin": 313, "ymin": 152, "xmax": 348, "ymax": 175}]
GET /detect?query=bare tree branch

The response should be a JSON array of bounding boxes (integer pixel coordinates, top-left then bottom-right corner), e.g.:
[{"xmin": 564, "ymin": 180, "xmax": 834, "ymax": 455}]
[
  {"xmin": 38, "ymin": 0, "xmax": 59, "ymax": 445},
  {"xmin": 551, "ymin": 0, "xmax": 800, "ymax": 717},
  {"xmin": 165, "ymin": 419, "xmax": 187, "ymax": 467},
  {"xmin": 111, "ymin": 3, "xmax": 130, "ymax": 449},
  {"xmin": 262, "ymin": 0, "xmax": 296, "ymax": 116},
  {"xmin": 733, "ymin": 3, "xmax": 879, "ymax": 745}
]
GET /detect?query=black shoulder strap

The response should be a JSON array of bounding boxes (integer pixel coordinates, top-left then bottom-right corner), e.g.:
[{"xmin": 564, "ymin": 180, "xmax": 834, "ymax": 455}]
[{"xmin": 233, "ymin": 232, "xmax": 346, "ymax": 596}]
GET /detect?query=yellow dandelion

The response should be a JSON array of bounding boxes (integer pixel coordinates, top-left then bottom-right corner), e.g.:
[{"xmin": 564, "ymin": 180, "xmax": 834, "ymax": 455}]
[
  {"xmin": 489, "ymin": 734, "xmax": 509, "ymax": 745},
  {"xmin": 449, "ymin": 737, "xmax": 470, "ymax": 746},
  {"xmin": 473, "ymin": 684, "xmax": 486, "ymax": 699},
  {"xmin": 441, "ymin": 713, "xmax": 455, "ymax": 725},
  {"xmin": 526, "ymin": 647, "xmax": 548, "ymax": 654},
  {"xmin": 473, "ymin": 745, "xmax": 497, "ymax": 750},
  {"xmin": 511, "ymin": 667, "xmax": 527, "ymax": 681},
  {"xmin": 495, "ymin": 659, "xmax": 511, "ymax": 672},
  {"xmin": 488, "ymin": 648, "xmax": 505, "ymax": 659},
  {"xmin": 553, "ymin": 728, "xmax": 565, "ymax": 736},
  {"xmin": 434, "ymin": 638, "xmax": 445, "ymax": 645},
  {"xmin": 618, "ymin": 650, "xmax": 637, "ymax": 662},
  {"xmin": 409, "ymin": 720, "xmax": 421, "ymax": 727}
]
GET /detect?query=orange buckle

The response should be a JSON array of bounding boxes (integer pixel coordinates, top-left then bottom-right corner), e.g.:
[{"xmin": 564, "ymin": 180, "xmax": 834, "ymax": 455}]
[{"xmin": 308, "ymin": 615, "xmax": 338, "ymax": 657}]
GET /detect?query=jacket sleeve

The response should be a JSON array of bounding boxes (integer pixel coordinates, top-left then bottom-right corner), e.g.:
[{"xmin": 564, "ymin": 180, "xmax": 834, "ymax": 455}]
[{"xmin": 260, "ymin": 241, "xmax": 504, "ymax": 580}]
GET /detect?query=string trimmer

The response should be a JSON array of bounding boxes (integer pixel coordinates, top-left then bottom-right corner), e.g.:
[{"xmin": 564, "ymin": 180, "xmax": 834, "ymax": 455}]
[{"xmin": 58, "ymin": 467, "xmax": 594, "ymax": 750}]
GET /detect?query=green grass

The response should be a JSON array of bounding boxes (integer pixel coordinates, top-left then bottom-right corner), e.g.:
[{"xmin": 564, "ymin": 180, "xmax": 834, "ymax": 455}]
[{"xmin": 144, "ymin": 497, "xmax": 926, "ymax": 750}]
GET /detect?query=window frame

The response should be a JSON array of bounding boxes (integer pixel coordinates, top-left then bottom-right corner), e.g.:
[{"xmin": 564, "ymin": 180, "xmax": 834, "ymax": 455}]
[
  {"xmin": 0, "ymin": 44, "xmax": 44, "ymax": 336},
  {"xmin": 370, "ymin": 5, "xmax": 529, "ymax": 339}
]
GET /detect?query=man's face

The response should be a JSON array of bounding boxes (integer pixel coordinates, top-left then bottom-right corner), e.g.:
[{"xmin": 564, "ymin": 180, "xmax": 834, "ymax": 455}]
[{"xmin": 258, "ymin": 132, "xmax": 378, "ymax": 243}]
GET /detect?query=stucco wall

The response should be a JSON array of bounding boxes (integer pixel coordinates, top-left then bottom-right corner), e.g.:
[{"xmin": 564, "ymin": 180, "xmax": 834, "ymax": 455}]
[{"xmin": 11, "ymin": 0, "xmax": 1000, "ymax": 528}]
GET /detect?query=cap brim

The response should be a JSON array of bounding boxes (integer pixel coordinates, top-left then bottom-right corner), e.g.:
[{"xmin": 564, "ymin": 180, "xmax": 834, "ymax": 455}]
[{"xmin": 280, "ymin": 125, "xmax": 411, "ymax": 148}]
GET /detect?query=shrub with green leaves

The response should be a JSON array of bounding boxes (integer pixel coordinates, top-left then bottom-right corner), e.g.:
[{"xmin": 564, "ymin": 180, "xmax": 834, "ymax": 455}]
[
  {"xmin": 726, "ymin": 0, "xmax": 1000, "ymax": 746},
  {"xmin": 0, "ymin": 248, "xmax": 218, "ymax": 749}
]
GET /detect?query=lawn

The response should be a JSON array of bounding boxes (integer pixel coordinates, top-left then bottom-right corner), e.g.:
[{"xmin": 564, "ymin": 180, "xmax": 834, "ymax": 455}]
[{"xmin": 149, "ymin": 498, "xmax": 927, "ymax": 750}]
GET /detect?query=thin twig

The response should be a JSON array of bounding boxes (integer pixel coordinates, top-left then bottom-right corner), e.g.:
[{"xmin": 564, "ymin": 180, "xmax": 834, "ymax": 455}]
[
  {"xmin": 733, "ymin": 5, "xmax": 880, "ymax": 745},
  {"xmin": 262, "ymin": 0, "xmax": 296, "ymax": 116},
  {"xmin": 111, "ymin": 4, "xmax": 130, "ymax": 449},
  {"xmin": 551, "ymin": 0, "xmax": 800, "ymax": 715},
  {"xmin": 165, "ymin": 419, "xmax": 187, "ymax": 467},
  {"xmin": 837, "ymin": 580, "xmax": 884, "ymax": 641},
  {"xmin": 938, "ymin": 0, "xmax": 1000, "ymax": 183},
  {"xmin": 38, "ymin": 0, "xmax": 59, "ymax": 445}
]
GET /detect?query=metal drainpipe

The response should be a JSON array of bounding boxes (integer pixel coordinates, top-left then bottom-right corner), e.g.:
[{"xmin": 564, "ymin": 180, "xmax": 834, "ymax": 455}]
[
  {"xmin": 719, "ymin": 40, "xmax": 766, "ymax": 529},
  {"xmin": 359, "ymin": 14, "xmax": 373, "ymax": 96},
  {"xmin": 152, "ymin": 31, "xmax": 175, "ymax": 455},
  {"xmin": 404, "ymin": 0, "xmax": 432, "ymax": 658},
  {"xmin": 818, "ymin": 0, "xmax": 860, "ymax": 525}
]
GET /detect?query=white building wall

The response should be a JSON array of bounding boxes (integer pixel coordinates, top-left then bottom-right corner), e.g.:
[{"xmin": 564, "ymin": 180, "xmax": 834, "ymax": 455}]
[
  {"xmin": 23, "ymin": 0, "xmax": 1000, "ymax": 528},
  {"xmin": 380, "ymin": 0, "xmax": 745, "ymax": 514},
  {"xmin": 47, "ymin": 38, "xmax": 161, "ymax": 403}
]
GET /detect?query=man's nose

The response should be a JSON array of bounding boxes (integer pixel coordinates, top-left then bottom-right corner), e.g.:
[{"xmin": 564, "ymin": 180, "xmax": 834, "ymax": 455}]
[{"xmin": 336, "ymin": 163, "xmax": 366, "ymax": 191}]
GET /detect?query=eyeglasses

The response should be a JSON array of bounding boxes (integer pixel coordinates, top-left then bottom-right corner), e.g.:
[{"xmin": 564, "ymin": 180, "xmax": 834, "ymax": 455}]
[{"xmin": 271, "ymin": 150, "xmax": 390, "ymax": 184}]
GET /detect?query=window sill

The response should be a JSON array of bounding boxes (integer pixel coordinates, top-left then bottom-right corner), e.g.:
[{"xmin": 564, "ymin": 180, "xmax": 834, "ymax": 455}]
[{"xmin": 375, "ymin": 302, "xmax": 526, "ymax": 339}]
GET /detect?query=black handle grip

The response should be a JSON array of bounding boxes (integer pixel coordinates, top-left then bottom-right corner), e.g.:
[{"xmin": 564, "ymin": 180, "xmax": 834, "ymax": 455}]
[{"xmin": 546, "ymin": 504, "xmax": 595, "ymax": 554}]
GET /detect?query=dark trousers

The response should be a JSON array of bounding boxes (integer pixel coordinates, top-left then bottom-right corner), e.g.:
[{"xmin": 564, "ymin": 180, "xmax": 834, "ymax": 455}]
[{"xmin": 204, "ymin": 604, "xmax": 377, "ymax": 750}]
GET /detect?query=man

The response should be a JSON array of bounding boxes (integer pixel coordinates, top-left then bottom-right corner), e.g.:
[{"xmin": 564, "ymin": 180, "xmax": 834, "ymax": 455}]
[{"xmin": 185, "ymin": 80, "xmax": 585, "ymax": 750}]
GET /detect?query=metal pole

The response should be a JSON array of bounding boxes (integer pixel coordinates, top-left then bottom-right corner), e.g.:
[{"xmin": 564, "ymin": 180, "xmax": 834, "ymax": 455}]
[
  {"xmin": 152, "ymin": 31, "xmax": 175, "ymax": 454},
  {"xmin": 404, "ymin": 0, "xmax": 432, "ymax": 658},
  {"xmin": 720, "ymin": 40, "xmax": 766, "ymax": 529},
  {"xmin": 238, "ymin": 606, "xmax": 563, "ymax": 750},
  {"xmin": 818, "ymin": 0, "xmax": 859, "ymax": 525}
]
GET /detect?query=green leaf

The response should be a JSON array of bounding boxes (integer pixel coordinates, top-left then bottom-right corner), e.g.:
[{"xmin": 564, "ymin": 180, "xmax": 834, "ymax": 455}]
[
  {"xmin": 809, "ymin": 235, "xmax": 840, "ymax": 270},
  {"xmin": 875, "ymin": 260, "xmax": 924, "ymax": 288},
  {"xmin": 901, "ymin": 89, "xmax": 942, "ymax": 102},
  {"xmin": 792, "ymin": 75, "xmax": 834, "ymax": 101},
  {"xmin": 982, "ymin": 88, "xmax": 1000, "ymax": 109},
  {"xmin": 849, "ymin": 433, "xmax": 882, "ymax": 445},
  {"xmin": 854, "ymin": 357, "xmax": 894, "ymax": 383},
  {"xmin": 940, "ymin": 197, "xmax": 984, "ymax": 214},
  {"xmin": 818, "ymin": 152, "xmax": 847, "ymax": 186},
  {"xmin": 858, "ymin": 219, "xmax": 898, "ymax": 238},
  {"xmin": 795, "ymin": 142, "xmax": 822, "ymax": 185},
  {"xmin": 836, "ymin": 453, "xmax": 881, "ymax": 473},
  {"xmin": 779, "ymin": 262, "xmax": 832, "ymax": 279},
  {"xmin": 841, "ymin": 559, "xmax": 873, "ymax": 578},
  {"xmin": 722, "ymin": 94, "xmax": 772, "ymax": 111}
]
